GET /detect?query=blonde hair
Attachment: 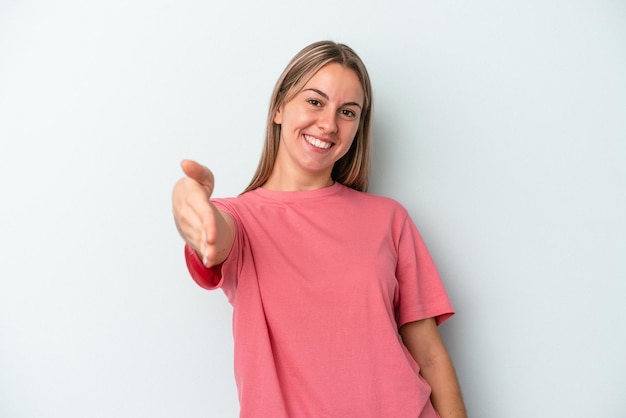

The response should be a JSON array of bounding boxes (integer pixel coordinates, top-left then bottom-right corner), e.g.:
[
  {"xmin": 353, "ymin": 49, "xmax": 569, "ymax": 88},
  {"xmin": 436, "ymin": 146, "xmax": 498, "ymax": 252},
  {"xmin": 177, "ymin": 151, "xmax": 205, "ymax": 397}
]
[{"xmin": 243, "ymin": 40, "xmax": 373, "ymax": 193}]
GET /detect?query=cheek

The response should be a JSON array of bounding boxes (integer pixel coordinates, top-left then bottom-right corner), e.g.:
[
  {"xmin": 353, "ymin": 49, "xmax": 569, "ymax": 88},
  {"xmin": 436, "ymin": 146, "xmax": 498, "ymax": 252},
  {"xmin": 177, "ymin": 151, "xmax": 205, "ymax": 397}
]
[
  {"xmin": 281, "ymin": 108, "xmax": 309, "ymax": 130},
  {"xmin": 342, "ymin": 122, "xmax": 360, "ymax": 143}
]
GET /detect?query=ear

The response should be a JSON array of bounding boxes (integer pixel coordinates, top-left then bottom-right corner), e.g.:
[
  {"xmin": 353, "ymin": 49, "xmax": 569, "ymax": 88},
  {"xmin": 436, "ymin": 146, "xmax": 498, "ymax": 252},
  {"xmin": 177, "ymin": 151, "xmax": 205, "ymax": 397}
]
[{"xmin": 273, "ymin": 106, "xmax": 283, "ymax": 124}]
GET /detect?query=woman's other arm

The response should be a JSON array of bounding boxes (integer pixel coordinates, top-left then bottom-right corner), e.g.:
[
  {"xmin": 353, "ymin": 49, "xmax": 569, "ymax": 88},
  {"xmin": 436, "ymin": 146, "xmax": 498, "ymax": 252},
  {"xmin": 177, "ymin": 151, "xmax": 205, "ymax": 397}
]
[{"xmin": 399, "ymin": 318, "xmax": 468, "ymax": 418}]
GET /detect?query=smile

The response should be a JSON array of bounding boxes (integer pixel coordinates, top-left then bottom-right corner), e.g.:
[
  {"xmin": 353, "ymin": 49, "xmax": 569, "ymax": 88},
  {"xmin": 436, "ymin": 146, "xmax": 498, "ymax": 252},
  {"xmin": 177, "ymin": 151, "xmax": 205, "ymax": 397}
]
[{"xmin": 304, "ymin": 134, "xmax": 332, "ymax": 150}]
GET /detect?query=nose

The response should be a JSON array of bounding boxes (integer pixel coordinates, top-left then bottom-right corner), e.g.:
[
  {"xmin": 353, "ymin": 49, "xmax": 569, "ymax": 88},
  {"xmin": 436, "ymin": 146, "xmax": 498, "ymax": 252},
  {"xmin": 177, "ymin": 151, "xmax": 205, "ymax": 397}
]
[{"xmin": 317, "ymin": 107, "xmax": 338, "ymax": 134}]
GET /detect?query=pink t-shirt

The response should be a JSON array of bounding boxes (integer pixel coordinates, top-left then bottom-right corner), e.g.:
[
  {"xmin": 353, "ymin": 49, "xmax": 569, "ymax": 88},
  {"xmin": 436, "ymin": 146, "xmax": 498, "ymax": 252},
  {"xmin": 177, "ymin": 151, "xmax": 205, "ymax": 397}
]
[{"xmin": 185, "ymin": 183, "xmax": 454, "ymax": 418}]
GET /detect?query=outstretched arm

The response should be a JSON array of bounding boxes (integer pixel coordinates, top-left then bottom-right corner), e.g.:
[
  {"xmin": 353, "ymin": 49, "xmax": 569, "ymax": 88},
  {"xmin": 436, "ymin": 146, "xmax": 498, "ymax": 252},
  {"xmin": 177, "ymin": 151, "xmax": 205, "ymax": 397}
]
[
  {"xmin": 399, "ymin": 318, "xmax": 468, "ymax": 418},
  {"xmin": 172, "ymin": 160, "xmax": 235, "ymax": 267}
]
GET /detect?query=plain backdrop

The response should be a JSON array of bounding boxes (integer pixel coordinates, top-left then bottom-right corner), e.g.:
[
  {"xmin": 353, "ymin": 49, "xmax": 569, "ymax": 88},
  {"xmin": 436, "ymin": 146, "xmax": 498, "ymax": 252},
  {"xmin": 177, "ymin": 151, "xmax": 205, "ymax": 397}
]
[{"xmin": 1, "ymin": 0, "xmax": 625, "ymax": 417}]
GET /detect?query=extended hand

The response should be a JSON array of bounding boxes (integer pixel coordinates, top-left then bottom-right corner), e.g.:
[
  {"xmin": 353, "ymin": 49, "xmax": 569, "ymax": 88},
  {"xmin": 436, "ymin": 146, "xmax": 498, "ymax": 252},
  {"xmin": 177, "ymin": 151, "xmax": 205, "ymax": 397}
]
[{"xmin": 172, "ymin": 160, "xmax": 234, "ymax": 267}]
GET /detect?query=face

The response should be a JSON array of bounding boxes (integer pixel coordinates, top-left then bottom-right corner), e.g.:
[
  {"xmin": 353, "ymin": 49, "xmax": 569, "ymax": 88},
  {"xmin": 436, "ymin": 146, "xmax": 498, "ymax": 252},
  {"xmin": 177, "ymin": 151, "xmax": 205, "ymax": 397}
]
[{"xmin": 272, "ymin": 63, "xmax": 364, "ymax": 187}]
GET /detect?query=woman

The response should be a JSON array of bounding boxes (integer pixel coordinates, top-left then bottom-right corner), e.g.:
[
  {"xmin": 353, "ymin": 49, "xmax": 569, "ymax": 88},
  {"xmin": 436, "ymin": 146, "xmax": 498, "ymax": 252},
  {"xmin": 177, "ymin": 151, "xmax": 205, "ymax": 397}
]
[{"xmin": 173, "ymin": 40, "xmax": 467, "ymax": 418}]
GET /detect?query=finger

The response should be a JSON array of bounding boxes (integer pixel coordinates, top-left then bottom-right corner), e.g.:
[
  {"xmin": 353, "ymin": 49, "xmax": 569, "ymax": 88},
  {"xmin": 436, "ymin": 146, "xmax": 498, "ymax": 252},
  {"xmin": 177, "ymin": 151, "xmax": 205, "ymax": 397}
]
[{"xmin": 180, "ymin": 159, "xmax": 214, "ymax": 188}]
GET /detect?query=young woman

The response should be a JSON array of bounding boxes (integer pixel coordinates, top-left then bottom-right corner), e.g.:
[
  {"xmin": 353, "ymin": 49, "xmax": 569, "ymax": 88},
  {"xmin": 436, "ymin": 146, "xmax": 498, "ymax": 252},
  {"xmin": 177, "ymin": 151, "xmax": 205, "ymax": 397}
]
[{"xmin": 173, "ymin": 40, "xmax": 467, "ymax": 418}]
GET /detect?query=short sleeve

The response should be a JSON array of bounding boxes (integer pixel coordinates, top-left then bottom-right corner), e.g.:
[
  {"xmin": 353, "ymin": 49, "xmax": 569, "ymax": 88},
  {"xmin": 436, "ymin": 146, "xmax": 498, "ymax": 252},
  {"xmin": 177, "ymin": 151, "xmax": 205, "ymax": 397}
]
[
  {"xmin": 395, "ymin": 213, "xmax": 454, "ymax": 327},
  {"xmin": 184, "ymin": 244, "xmax": 224, "ymax": 289}
]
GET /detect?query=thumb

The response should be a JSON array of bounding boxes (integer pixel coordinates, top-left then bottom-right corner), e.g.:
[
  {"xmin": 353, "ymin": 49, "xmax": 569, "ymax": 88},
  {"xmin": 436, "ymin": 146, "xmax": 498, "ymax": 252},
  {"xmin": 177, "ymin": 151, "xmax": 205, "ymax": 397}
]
[{"xmin": 180, "ymin": 159, "xmax": 215, "ymax": 189}]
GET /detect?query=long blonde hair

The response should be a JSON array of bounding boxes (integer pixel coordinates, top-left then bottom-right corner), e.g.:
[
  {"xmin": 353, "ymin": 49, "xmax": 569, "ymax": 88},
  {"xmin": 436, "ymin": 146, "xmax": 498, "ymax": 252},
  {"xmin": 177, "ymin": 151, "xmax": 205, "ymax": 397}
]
[{"xmin": 243, "ymin": 41, "xmax": 373, "ymax": 193}]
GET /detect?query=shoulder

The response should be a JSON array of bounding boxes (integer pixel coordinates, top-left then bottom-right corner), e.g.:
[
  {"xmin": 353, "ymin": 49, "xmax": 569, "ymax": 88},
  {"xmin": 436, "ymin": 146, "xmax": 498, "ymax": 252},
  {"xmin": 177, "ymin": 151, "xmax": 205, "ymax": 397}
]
[
  {"xmin": 209, "ymin": 194, "xmax": 253, "ymax": 221},
  {"xmin": 210, "ymin": 195, "xmax": 240, "ymax": 210},
  {"xmin": 339, "ymin": 184, "xmax": 410, "ymax": 217}
]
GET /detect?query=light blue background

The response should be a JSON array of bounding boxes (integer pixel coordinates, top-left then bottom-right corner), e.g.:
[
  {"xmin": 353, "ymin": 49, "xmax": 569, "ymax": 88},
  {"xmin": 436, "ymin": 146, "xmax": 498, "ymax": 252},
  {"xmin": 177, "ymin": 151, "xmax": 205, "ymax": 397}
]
[{"xmin": 1, "ymin": 0, "xmax": 624, "ymax": 416}]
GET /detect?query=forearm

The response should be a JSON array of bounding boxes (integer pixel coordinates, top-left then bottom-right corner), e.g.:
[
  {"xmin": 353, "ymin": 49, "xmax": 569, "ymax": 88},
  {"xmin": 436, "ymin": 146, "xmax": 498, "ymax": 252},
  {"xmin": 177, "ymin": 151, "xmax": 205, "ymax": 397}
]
[
  {"xmin": 399, "ymin": 319, "xmax": 467, "ymax": 418},
  {"xmin": 419, "ymin": 350, "xmax": 467, "ymax": 418}
]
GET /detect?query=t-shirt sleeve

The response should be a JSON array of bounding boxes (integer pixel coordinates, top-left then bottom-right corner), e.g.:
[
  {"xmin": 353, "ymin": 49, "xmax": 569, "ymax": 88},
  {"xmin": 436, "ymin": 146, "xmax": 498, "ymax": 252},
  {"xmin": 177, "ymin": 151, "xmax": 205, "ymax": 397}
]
[
  {"xmin": 184, "ymin": 244, "xmax": 224, "ymax": 289},
  {"xmin": 395, "ymin": 212, "xmax": 454, "ymax": 327}
]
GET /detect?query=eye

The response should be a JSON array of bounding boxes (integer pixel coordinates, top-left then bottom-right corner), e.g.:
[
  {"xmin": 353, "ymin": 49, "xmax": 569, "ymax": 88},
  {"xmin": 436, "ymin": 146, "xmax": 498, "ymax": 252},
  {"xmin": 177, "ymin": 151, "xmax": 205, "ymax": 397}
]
[
  {"xmin": 340, "ymin": 108, "xmax": 358, "ymax": 119},
  {"xmin": 307, "ymin": 99, "xmax": 322, "ymax": 107}
]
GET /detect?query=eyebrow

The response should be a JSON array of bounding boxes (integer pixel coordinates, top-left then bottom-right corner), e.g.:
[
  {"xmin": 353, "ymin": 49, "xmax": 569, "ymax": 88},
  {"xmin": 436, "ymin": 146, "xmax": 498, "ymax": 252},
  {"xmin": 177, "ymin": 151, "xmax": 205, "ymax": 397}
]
[{"xmin": 304, "ymin": 88, "xmax": 363, "ymax": 109}]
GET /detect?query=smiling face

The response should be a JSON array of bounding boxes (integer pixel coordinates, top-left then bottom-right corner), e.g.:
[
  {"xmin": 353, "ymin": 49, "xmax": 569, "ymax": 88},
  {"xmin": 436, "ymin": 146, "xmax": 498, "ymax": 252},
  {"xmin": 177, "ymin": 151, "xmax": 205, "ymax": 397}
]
[{"xmin": 266, "ymin": 63, "xmax": 365, "ymax": 191}]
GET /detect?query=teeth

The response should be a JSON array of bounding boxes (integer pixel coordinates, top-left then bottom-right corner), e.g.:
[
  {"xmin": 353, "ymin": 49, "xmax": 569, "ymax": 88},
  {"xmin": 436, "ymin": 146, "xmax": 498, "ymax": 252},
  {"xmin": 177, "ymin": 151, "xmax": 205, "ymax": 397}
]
[{"xmin": 304, "ymin": 135, "xmax": 331, "ymax": 149}]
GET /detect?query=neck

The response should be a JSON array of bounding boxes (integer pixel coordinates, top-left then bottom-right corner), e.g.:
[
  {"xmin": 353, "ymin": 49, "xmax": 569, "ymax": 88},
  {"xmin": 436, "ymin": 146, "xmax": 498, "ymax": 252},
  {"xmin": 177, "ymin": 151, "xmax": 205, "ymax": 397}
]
[{"xmin": 262, "ymin": 167, "xmax": 334, "ymax": 191}]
